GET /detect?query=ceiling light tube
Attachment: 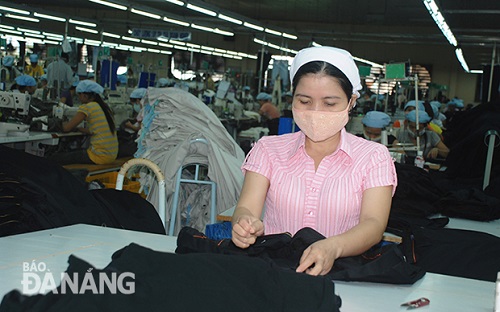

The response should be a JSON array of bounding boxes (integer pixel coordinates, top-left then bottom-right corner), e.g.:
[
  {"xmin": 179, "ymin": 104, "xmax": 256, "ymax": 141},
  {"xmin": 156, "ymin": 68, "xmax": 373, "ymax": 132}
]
[
  {"xmin": 169, "ymin": 40, "xmax": 185, "ymax": 45},
  {"xmin": 265, "ymin": 28, "xmax": 282, "ymax": 36},
  {"xmin": 5, "ymin": 14, "xmax": 39, "ymax": 22},
  {"xmin": 174, "ymin": 45, "xmax": 188, "ymax": 50},
  {"xmin": 43, "ymin": 39, "xmax": 59, "ymax": 45},
  {"xmin": 160, "ymin": 50, "xmax": 172, "ymax": 55},
  {"xmin": 186, "ymin": 4, "xmax": 216, "ymax": 16},
  {"xmin": 186, "ymin": 43, "xmax": 201, "ymax": 48},
  {"xmin": 18, "ymin": 28, "xmax": 40, "ymax": 34},
  {"xmin": 34, "ymin": 12, "xmax": 66, "ymax": 22},
  {"xmin": 470, "ymin": 69, "xmax": 483, "ymax": 74},
  {"xmin": 69, "ymin": 19, "xmax": 97, "ymax": 27},
  {"xmin": 214, "ymin": 48, "xmax": 226, "ymax": 53},
  {"xmin": 25, "ymin": 33, "xmax": 44, "ymax": 38},
  {"xmin": 159, "ymin": 42, "xmax": 173, "ymax": 48},
  {"xmin": 131, "ymin": 8, "xmax": 161, "ymax": 19},
  {"xmin": 76, "ymin": 26, "xmax": 98, "ymax": 34},
  {"xmin": 141, "ymin": 39, "xmax": 158, "ymax": 45},
  {"xmin": 147, "ymin": 48, "xmax": 160, "ymax": 53},
  {"xmin": 0, "ymin": 29, "xmax": 22, "ymax": 35},
  {"xmin": 200, "ymin": 50, "xmax": 213, "ymax": 55},
  {"xmin": 0, "ymin": 6, "xmax": 29, "ymax": 15},
  {"xmin": 122, "ymin": 36, "xmax": 140, "ymax": 42},
  {"xmin": 163, "ymin": 17, "xmax": 190, "ymax": 27},
  {"xmin": 213, "ymin": 28, "xmax": 234, "ymax": 36},
  {"xmin": 201, "ymin": 46, "xmax": 214, "ymax": 51},
  {"xmin": 103, "ymin": 32, "xmax": 120, "ymax": 38},
  {"xmin": 165, "ymin": 0, "xmax": 184, "ymax": 6},
  {"xmin": 45, "ymin": 36, "xmax": 63, "ymax": 41},
  {"xmin": 244, "ymin": 22, "xmax": 264, "ymax": 31},
  {"xmin": 212, "ymin": 52, "xmax": 223, "ymax": 56},
  {"xmin": 226, "ymin": 50, "xmax": 238, "ymax": 55},
  {"xmin": 253, "ymin": 38, "xmax": 267, "ymax": 45},
  {"xmin": 455, "ymin": 48, "xmax": 469, "ymax": 72},
  {"xmin": 282, "ymin": 33, "xmax": 297, "ymax": 40},
  {"xmin": 42, "ymin": 32, "xmax": 63, "ymax": 38},
  {"xmin": 0, "ymin": 25, "xmax": 15, "ymax": 30},
  {"xmin": 191, "ymin": 24, "xmax": 213, "ymax": 32},
  {"xmin": 218, "ymin": 14, "xmax": 242, "ymax": 25},
  {"xmin": 89, "ymin": 0, "xmax": 127, "ymax": 10}
]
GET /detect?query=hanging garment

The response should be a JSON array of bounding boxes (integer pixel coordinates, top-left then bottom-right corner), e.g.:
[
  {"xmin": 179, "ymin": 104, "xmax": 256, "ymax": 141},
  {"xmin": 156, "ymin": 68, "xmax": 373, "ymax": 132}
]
[
  {"xmin": 0, "ymin": 243, "xmax": 341, "ymax": 312},
  {"xmin": 99, "ymin": 59, "xmax": 119, "ymax": 90}
]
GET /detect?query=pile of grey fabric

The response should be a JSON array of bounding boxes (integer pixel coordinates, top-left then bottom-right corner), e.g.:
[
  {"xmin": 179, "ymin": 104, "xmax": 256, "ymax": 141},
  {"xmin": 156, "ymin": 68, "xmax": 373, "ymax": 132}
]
[{"xmin": 135, "ymin": 87, "xmax": 245, "ymax": 234}]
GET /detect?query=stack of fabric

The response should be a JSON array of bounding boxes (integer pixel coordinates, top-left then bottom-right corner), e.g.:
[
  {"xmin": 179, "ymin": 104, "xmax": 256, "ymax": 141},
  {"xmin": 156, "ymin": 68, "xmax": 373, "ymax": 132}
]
[{"xmin": 135, "ymin": 87, "xmax": 245, "ymax": 234}]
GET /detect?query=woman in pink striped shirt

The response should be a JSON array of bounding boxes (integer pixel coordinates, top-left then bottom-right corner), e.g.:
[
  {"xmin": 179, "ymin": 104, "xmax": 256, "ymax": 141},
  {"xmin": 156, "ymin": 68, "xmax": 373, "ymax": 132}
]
[{"xmin": 231, "ymin": 46, "xmax": 397, "ymax": 276}]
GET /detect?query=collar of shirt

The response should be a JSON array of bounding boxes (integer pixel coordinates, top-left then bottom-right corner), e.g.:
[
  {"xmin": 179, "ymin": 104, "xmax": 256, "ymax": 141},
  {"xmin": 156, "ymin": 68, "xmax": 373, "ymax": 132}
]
[{"xmin": 286, "ymin": 128, "xmax": 354, "ymax": 165}]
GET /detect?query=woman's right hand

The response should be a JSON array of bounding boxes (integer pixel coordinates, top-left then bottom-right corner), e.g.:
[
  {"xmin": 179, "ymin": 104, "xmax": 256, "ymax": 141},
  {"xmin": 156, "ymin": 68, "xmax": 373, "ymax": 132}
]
[{"xmin": 231, "ymin": 215, "xmax": 264, "ymax": 249}]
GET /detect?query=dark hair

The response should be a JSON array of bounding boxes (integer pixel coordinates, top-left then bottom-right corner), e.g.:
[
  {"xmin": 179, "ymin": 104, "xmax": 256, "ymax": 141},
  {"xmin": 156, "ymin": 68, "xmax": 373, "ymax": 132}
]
[
  {"xmin": 82, "ymin": 92, "xmax": 116, "ymax": 134},
  {"xmin": 292, "ymin": 61, "xmax": 353, "ymax": 99},
  {"xmin": 423, "ymin": 101, "xmax": 434, "ymax": 119}
]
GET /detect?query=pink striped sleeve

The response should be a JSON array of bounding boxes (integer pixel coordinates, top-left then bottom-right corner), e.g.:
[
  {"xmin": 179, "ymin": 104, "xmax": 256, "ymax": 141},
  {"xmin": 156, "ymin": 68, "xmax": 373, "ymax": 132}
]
[
  {"xmin": 241, "ymin": 140, "xmax": 272, "ymax": 179},
  {"xmin": 363, "ymin": 146, "xmax": 398, "ymax": 195}
]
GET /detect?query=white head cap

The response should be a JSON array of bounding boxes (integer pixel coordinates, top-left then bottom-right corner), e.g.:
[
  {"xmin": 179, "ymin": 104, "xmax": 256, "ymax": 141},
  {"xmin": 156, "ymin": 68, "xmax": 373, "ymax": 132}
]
[{"xmin": 289, "ymin": 46, "xmax": 362, "ymax": 98}]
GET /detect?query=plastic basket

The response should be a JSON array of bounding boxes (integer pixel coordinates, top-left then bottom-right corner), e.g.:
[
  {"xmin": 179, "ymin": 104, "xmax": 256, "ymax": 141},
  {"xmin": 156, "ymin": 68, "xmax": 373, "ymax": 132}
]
[{"xmin": 86, "ymin": 171, "xmax": 141, "ymax": 194}]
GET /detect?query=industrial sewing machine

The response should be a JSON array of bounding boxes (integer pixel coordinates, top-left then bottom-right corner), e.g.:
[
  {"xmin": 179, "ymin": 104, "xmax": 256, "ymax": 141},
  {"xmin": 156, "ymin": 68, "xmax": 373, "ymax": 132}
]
[{"xmin": 0, "ymin": 91, "xmax": 31, "ymax": 136}]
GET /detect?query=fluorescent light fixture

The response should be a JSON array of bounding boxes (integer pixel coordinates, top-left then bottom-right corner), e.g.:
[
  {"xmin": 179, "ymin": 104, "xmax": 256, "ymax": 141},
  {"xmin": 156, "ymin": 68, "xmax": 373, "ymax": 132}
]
[
  {"xmin": 43, "ymin": 40, "xmax": 59, "ymax": 45},
  {"xmin": 102, "ymin": 32, "xmax": 120, "ymax": 38},
  {"xmin": 131, "ymin": 8, "xmax": 161, "ymax": 19},
  {"xmin": 0, "ymin": 6, "xmax": 29, "ymax": 15},
  {"xmin": 118, "ymin": 44, "xmax": 134, "ymax": 49},
  {"xmin": 122, "ymin": 36, "xmax": 140, "ymax": 42},
  {"xmin": 17, "ymin": 28, "xmax": 40, "ymax": 34},
  {"xmin": 265, "ymin": 28, "xmax": 282, "ymax": 36},
  {"xmin": 68, "ymin": 36, "xmax": 84, "ymax": 43},
  {"xmin": 253, "ymin": 38, "xmax": 267, "ymax": 45},
  {"xmin": 160, "ymin": 50, "xmax": 172, "ymax": 55},
  {"xmin": 169, "ymin": 40, "xmax": 185, "ymax": 45},
  {"xmin": 213, "ymin": 28, "xmax": 234, "ymax": 36},
  {"xmin": 268, "ymin": 43, "xmax": 280, "ymax": 49},
  {"xmin": 42, "ymin": 32, "xmax": 63, "ymax": 39},
  {"xmin": 85, "ymin": 39, "xmax": 102, "ymax": 46},
  {"xmin": 282, "ymin": 33, "xmax": 297, "ymax": 40},
  {"xmin": 186, "ymin": 43, "xmax": 201, "ymax": 48},
  {"xmin": 191, "ymin": 24, "xmax": 213, "ymax": 32},
  {"xmin": 165, "ymin": 0, "xmax": 184, "ymax": 6},
  {"xmin": 222, "ymin": 54, "xmax": 234, "ymax": 59},
  {"xmin": 311, "ymin": 41, "xmax": 322, "ymax": 47},
  {"xmin": 218, "ymin": 14, "xmax": 242, "ymax": 25},
  {"xmin": 128, "ymin": 29, "xmax": 133, "ymax": 34},
  {"xmin": 226, "ymin": 50, "xmax": 238, "ymax": 55},
  {"xmin": 186, "ymin": 4, "xmax": 216, "ymax": 16},
  {"xmin": 141, "ymin": 39, "xmax": 158, "ymax": 45},
  {"xmin": 102, "ymin": 41, "xmax": 118, "ymax": 47},
  {"xmin": 5, "ymin": 14, "xmax": 39, "ymax": 22},
  {"xmin": 25, "ymin": 33, "xmax": 44, "ymax": 38},
  {"xmin": 200, "ymin": 50, "xmax": 212, "ymax": 55},
  {"xmin": 244, "ymin": 22, "xmax": 264, "ymax": 31},
  {"xmin": 163, "ymin": 17, "xmax": 190, "ymax": 27},
  {"xmin": 89, "ymin": 0, "xmax": 127, "ymax": 10},
  {"xmin": 352, "ymin": 56, "xmax": 384, "ymax": 68},
  {"xmin": 455, "ymin": 48, "xmax": 469, "ymax": 72},
  {"xmin": 45, "ymin": 36, "xmax": 63, "ymax": 41},
  {"xmin": 147, "ymin": 48, "xmax": 160, "ymax": 53},
  {"xmin": 0, "ymin": 29, "xmax": 22, "ymax": 35},
  {"xmin": 201, "ymin": 46, "xmax": 214, "ymax": 51},
  {"xmin": 214, "ymin": 48, "xmax": 226, "ymax": 53},
  {"xmin": 212, "ymin": 52, "xmax": 223, "ymax": 56},
  {"xmin": 34, "ymin": 12, "xmax": 66, "ymax": 22},
  {"xmin": 69, "ymin": 19, "xmax": 97, "ymax": 27},
  {"xmin": 0, "ymin": 25, "xmax": 15, "ymax": 30},
  {"xmin": 422, "ymin": 0, "xmax": 457, "ymax": 46},
  {"xmin": 76, "ymin": 26, "xmax": 98, "ymax": 34},
  {"xmin": 470, "ymin": 69, "xmax": 483, "ymax": 74},
  {"xmin": 159, "ymin": 42, "xmax": 173, "ymax": 48},
  {"xmin": 24, "ymin": 37, "xmax": 44, "ymax": 43},
  {"xmin": 174, "ymin": 45, "xmax": 188, "ymax": 50}
]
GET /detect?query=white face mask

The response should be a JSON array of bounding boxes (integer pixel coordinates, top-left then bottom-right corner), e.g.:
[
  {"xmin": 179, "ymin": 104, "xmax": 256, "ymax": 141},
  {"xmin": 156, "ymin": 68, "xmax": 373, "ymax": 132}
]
[
  {"xmin": 133, "ymin": 103, "xmax": 141, "ymax": 113},
  {"xmin": 292, "ymin": 104, "xmax": 350, "ymax": 142}
]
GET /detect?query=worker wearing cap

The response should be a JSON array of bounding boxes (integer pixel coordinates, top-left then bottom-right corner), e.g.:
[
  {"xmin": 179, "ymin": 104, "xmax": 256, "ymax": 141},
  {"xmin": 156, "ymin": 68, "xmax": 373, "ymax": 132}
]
[
  {"xmin": 33, "ymin": 75, "xmax": 49, "ymax": 101},
  {"xmin": 240, "ymin": 86, "xmax": 254, "ymax": 107},
  {"xmin": 358, "ymin": 111, "xmax": 395, "ymax": 144},
  {"xmin": 25, "ymin": 54, "xmax": 44, "ymax": 79},
  {"xmin": 393, "ymin": 110, "xmax": 449, "ymax": 159},
  {"xmin": 232, "ymin": 46, "xmax": 397, "ymax": 276},
  {"xmin": 256, "ymin": 92, "xmax": 280, "ymax": 135},
  {"xmin": 48, "ymin": 80, "xmax": 118, "ymax": 165},
  {"xmin": 1, "ymin": 55, "xmax": 22, "ymax": 90},
  {"xmin": 13, "ymin": 74, "xmax": 37, "ymax": 95},
  {"xmin": 117, "ymin": 88, "xmax": 147, "ymax": 157}
]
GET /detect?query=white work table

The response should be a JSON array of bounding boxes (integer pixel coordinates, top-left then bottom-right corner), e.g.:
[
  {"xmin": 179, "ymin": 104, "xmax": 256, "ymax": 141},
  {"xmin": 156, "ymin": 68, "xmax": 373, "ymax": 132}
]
[{"xmin": 0, "ymin": 224, "xmax": 496, "ymax": 311}]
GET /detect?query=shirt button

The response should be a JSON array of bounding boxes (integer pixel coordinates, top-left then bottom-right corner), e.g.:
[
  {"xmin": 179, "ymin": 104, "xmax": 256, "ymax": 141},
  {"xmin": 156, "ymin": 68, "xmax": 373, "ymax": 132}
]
[
  {"xmin": 311, "ymin": 188, "xmax": 316, "ymax": 192},
  {"xmin": 308, "ymin": 211, "xmax": 313, "ymax": 216}
]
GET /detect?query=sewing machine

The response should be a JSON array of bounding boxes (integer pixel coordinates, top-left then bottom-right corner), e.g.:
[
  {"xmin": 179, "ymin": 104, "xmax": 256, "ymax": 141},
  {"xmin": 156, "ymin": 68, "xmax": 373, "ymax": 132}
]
[{"xmin": 0, "ymin": 91, "xmax": 31, "ymax": 136}]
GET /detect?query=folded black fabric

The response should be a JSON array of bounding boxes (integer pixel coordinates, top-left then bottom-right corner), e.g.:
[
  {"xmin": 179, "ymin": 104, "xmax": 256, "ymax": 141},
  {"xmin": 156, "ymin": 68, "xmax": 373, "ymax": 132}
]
[
  {"xmin": 0, "ymin": 243, "xmax": 341, "ymax": 312},
  {"xmin": 176, "ymin": 226, "xmax": 426, "ymax": 285}
]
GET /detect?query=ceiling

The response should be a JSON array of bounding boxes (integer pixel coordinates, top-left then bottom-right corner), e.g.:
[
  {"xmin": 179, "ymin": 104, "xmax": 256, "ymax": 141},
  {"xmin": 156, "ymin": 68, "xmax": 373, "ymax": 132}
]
[{"xmin": 1, "ymin": 0, "xmax": 499, "ymax": 71}]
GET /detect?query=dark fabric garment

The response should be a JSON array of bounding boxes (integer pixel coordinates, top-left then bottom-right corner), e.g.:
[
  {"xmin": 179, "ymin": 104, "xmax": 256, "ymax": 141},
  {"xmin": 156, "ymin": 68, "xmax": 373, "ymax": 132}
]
[
  {"xmin": 176, "ymin": 226, "xmax": 426, "ymax": 285},
  {"xmin": 0, "ymin": 243, "xmax": 341, "ymax": 312},
  {"xmin": 390, "ymin": 163, "xmax": 446, "ymax": 218},
  {"xmin": 436, "ymin": 188, "xmax": 500, "ymax": 221},
  {"xmin": 442, "ymin": 100, "xmax": 500, "ymax": 179},
  {"xmin": 47, "ymin": 148, "xmax": 93, "ymax": 165},
  {"xmin": 0, "ymin": 145, "xmax": 164, "ymax": 237},
  {"xmin": 267, "ymin": 117, "xmax": 280, "ymax": 135}
]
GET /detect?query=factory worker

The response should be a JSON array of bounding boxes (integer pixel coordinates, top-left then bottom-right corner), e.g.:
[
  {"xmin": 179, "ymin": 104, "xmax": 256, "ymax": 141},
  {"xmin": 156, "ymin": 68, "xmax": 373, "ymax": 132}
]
[
  {"xmin": 283, "ymin": 91, "xmax": 293, "ymax": 110},
  {"xmin": 256, "ymin": 92, "xmax": 281, "ymax": 135},
  {"xmin": 48, "ymin": 80, "xmax": 118, "ymax": 165},
  {"xmin": 125, "ymin": 88, "xmax": 147, "ymax": 132},
  {"xmin": 13, "ymin": 75, "xmax": 37, "ymax": 95},
  {"xmin": 358, "ymin": 111, "xmax": 395, "ymax": 144},
  {"xmin": 232, "ymin": 46, "xmax": 397, "ymax": 276},
  {"xmin": 60, "ymin": 80, "xmax": 80, "ymax": 107},
  {"xmin": 393, "ymin": 110, "xmax": 449, "ymax": 159},
  {"xmin": 33, "ymin": 75, "xmax": 49, "ymax": 101},
  {"xmin": 240, "ymin": 86, "xmax": 254, "ymax": 106},
  {"xmin": 25, "ymin": 54, "xmax": 44, "ymax": 78},
  {"xmin": 117, "ymin": 88, "xmax": 146, "ymax": 157},
  {"xmin": 1, "ymin": 55, "xmax": 22, "ymax": 89},
  {"xmin": 392, "ymin": 100, "xmax": 425, "ymax": 129}
]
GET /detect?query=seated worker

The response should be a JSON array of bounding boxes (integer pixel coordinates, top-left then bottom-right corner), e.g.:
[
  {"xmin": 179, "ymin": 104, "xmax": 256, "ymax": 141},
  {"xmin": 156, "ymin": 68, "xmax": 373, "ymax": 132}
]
[
  {"xmin": 256, "ymin": 92, "xmax": 280, "ymax": 135},
  {"xmin": 47, "ymin": 80, "xmax": 118, "ymax": 165},
  {"xmin": 1, "ymin": 55, "xmax": 22, "ymax": 90},
  {"xmin": 60, "ymin": 81, "xmax": 79, "ymax": 107},
  {"xmin": 357, "ymin": 111, "xmax": 395, "ymax": 144},
  {"xmin": 12, "ymin": 75, "xmax": 37, "ymax": 95},
  {"xmin": 392, "ymin": 100, "xmax": 424, "ymax": 129},
  {"xmin": 392, "ymin": 110, "xmax": 449, "ymax": 160},
  {"xmin": 24, "ymin": 54, "xmax": 44, "ymax": 79},
  {"xmin": 117, "ymin": 88, "xmax": 147, "ymax": 157},
  {"xmin": 231, "ymin": 46, "xmax": 397, "ymax": 276},
  {"xmin": 33, "ymin": 74, "xmax": 49, "ymax": 101}
]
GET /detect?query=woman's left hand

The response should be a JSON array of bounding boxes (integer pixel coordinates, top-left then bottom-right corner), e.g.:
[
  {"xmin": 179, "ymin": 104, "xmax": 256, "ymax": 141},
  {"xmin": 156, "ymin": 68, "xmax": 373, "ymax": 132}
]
[
  {"xmin": 295, "ymin": 238, "xmax": 340, "ymax": 276},
  {"xmin": 427, "ymin": 147, "xmax": 439, "ymax": 159}
]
